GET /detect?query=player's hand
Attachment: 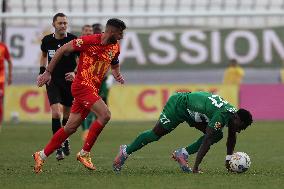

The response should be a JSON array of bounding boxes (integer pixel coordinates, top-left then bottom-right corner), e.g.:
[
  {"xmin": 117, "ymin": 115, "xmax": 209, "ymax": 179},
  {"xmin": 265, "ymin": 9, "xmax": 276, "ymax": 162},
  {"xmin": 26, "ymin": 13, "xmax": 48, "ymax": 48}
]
[
  {"xmin": 225, "ymin": 160, "xmax": 232, "ymax": 172},
  {"xmin": 192, "ymin": 168, "xmax": 203, "ymax": 174},
  {"xmin": 7, "ymin": 75, "xmax": 12, "ymax": 85},
  {"xmin": 65, "ymin": 72, "xmax": 75, "ymax": 82},
  {"xmin": 113, "ymin": 73, "xmax": 125, "ymax": 84},
  {"xmin": 37, "ymin": 71, "xmax": 51, "ymax": 87}
]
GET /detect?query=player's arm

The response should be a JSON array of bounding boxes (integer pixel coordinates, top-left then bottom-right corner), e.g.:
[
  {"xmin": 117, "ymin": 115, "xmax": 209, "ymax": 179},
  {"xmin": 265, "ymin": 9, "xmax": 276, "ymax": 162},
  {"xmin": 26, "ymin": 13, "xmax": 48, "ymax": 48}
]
[
  {"xmin": 65, "ymin": 55, "xmax": 78, "ymax": 82},
  {"xmin": 73, "ymin": 50, "xmax": 80, "ymax": 73},
  {"xmin": 227, "ymin": 125, "xmax": 236, "ymax": 155},
  {"xmin": 4, "ymin": 46, "xmax": 12, "ymax": 85},
  {"xmin": 39, "ymin": 37, "xmax": 48, "ymax": 74},
  {"xmin": 193, "ymin": 126, "xmax": 215, "ymax": 173},
  {"xmin": 225, "ymin": 125, "xmax": 237, "ymax": 170},
  {"xmin": 4, "ymin": 45, "xmax": 13, "ymax": 85},
  {"xmin": 39, "ymin": 52, "xmax": 47, "ymax": 74},
  {"xmin": 37, "ymin": 41, "xmax": 75, "ymax": 86},
  {"xmin": 64, "ymin": 35, "xmax": 80, "ymax": 82},
  {"xmin": 111, "ymin": 59, "xmax": 124, "ymax": 84},
  {"xmin": 7, "ymin": 58, "xmax": 12, "ymax": 85},
  {"xmin": 46, "ymin": 41, "xmax": 74, "ymax": 73}
]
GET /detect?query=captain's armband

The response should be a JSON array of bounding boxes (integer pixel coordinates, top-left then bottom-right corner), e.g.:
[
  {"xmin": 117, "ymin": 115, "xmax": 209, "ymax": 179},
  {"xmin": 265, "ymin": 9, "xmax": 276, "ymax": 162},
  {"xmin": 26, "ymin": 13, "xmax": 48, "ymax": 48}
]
[{"xmin": 111, "ymin": 59, "xmax": 119, "ymax": 65}]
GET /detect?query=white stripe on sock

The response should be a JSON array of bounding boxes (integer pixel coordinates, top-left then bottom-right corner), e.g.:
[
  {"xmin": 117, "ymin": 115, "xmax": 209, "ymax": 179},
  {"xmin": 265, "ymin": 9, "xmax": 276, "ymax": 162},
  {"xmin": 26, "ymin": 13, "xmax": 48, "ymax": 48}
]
[{"xmin": 40, "ymin": 150, "xmax": 47, "ymax": 160}]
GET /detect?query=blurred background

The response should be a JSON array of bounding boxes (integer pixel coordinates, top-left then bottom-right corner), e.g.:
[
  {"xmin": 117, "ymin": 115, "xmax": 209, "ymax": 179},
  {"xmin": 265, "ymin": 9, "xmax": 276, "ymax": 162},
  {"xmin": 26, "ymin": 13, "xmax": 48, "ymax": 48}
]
[{"xmin": 1, "ymin": 0, "xmax": 284, "ymax": 123}]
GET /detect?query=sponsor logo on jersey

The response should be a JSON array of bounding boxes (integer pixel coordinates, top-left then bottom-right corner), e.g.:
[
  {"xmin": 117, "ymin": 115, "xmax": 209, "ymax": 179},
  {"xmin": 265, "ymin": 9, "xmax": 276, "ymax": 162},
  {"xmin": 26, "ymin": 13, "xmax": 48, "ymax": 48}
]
[
  {"xmin": 48, "ymin": 50, "xmax": 56, "ymax": 58},
  {"xmin": 75, "ymin": 39, "xmax": 83, "ymax": 47},
  {"xmin": 214, "ymin": 122, "xmax": 222, "ymax": 130},
  {"xmin": 226, "ymin": 107, "xmax": 237, "ymax": 113}
]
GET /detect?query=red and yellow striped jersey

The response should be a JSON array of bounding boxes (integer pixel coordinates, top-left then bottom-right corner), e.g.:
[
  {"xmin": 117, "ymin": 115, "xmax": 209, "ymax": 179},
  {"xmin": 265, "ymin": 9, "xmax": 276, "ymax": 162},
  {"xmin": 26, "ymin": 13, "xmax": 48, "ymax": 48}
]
[
  {"xmin": 0, "ymin": 43, "xmax": 11, "ymax": 83},
  {"xmin": 72, "ymin": 34, "xmax": 119, "ymax": 91}
]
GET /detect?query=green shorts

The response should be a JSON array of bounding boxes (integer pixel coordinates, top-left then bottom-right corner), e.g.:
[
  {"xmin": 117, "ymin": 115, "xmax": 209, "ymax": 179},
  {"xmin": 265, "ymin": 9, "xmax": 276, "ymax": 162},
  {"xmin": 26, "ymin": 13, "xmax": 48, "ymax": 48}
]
[
  {"xmin": 81, "ymin": 111, "xmax": 96, "ymax": 130},
  {"xmin": 99, "ymin": 78, "xmax": 109, "ymax": 103},
  {"xmin": 158, "ymin": 93, "xmax": 188, "ymax": 131}
]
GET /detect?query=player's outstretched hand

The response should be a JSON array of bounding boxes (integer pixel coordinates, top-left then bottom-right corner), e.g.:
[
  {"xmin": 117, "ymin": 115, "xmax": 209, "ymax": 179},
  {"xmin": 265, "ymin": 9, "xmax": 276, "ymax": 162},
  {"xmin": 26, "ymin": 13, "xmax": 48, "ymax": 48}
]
[
  {"xmin": 192, "ymin": 168, "xmax": 203, "ymax": 174},
  {"xmin": 113, "ymin": 73, "xmax": 125, "ymax": 84},
  {"xmin": 65, "ymin": 72, "xmax": 75, "ymax": 82},
  {"xmin": 225, "ymin": 160, "xmax": 233, "ymax": 172},
  {"xmin": 7, "ymin": 75, "xmax": 12, "ymax": 85},
  {"xmin": 37, "ymin": 71, "xmax": 51, "ymax": 87}
]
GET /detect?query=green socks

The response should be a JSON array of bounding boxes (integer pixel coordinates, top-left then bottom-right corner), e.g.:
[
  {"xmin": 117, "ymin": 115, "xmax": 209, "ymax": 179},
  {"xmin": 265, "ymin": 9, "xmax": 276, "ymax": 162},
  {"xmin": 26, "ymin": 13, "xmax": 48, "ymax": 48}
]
[
  {"xmin": 82, "ymin": 112, "xmax": 96, "ymax": 131},
  {"xmin": 125, "ymin": 129, "xmax": 223, "ymax": 156},
  {"xmin": 126, "ymin": 129, "xmax": 161, "ymax": 155}
]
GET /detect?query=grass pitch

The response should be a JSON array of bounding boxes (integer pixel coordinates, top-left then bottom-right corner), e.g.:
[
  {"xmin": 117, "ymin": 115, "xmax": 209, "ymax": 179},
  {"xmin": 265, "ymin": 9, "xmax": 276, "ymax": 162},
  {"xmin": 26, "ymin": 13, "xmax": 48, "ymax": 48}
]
[{"xmin": 0, "ymin": 121, "xmax": 283, "ymax": 189}]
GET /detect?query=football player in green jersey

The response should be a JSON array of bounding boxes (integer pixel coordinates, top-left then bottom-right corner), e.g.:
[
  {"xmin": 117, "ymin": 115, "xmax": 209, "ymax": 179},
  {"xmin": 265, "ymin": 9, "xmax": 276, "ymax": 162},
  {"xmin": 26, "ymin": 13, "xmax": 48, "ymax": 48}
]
[{"xmin": 113, "ymin": 91, "xmax": 253, "ymax": 173}]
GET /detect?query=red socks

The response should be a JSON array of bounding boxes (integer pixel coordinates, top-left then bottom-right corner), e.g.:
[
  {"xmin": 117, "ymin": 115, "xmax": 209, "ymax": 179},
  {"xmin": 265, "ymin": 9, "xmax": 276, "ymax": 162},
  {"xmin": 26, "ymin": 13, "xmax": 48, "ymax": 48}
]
[
  {"xmin": 43, "ymin": 121, "xmax": 104, "ymax": 157},
  {"xmin": 82, "ymin": 120, "xmax": 104, "ymax": 152},
  {"xmin": 44, "ymin": 127, "xmax": 69, "ymax": 156},
  {"xmin": 0, "ymin": 97, "xmax": 3, "ymax": 125}
]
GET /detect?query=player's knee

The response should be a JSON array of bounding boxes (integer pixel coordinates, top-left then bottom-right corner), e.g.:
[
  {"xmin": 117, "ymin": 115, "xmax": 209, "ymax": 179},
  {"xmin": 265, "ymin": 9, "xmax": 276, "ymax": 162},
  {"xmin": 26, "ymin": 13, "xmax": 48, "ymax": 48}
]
[
  {"xmin": 51, "ymin": 111, "xmax": 61, "ymax": 119},
  {"xmin": 100, "ymin": 109, "xmax": 111, "ymax": 125},
  {"xmin": 64, "ymin": 126, "xmax": 77, "ymax": 135}
]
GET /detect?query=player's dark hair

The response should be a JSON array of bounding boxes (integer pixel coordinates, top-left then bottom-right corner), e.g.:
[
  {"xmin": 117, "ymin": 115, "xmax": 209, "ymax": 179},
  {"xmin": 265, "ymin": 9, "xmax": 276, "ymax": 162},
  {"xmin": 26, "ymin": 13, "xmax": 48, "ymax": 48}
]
[
  {"xmin": 92, "ymin": 23, "xmax": 103, "ymax": 34},
  {"xmin": 230, "ymin": 59, "xmax": 237, "ymax": 63},
  {"xmin": 53, "ymin": 13, "xmax": 66, "ymax": 22},
  {"xmin": 92, "ymin": 23, "xmax": 102, "ymax": 29},
  {"xmin": 106, "ymin": 18, "xmax": 126, "ymax": 31},
  {"xmin": 237, "ymin": 108, "xmax": 253, "ymax": 129},
  {"xmin": 82, "ymin": 24, "xmax": 92, "ymax": 30}
]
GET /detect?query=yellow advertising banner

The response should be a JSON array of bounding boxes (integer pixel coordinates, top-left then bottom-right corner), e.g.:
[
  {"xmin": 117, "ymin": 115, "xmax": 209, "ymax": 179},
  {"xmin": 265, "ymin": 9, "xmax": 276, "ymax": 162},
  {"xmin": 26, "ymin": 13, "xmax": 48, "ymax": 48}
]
[
  {"xmin": 4, "ymin": 85, "xmax": 51, "ymax": 122},
  {"xmin": 4, "ymin": 84, "xmax": 238, "ymax": 122},
  {"xmin": 109, "ymin": 84, "xmax": 239, "ymax": 121}
]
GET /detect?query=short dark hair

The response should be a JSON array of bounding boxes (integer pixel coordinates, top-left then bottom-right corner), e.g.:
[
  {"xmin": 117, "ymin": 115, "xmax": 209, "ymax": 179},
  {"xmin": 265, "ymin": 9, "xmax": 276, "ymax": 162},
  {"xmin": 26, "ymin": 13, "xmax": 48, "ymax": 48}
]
[
  {"xmin": 92, "ymin": 23, "xmax": 103, "ymax": 34},
  {"xmin": 53, "ymin": 13, "xmax": 66, "ymax": 22},
  {"xmin": 92, "ymin": 23, "xmax": 102, "ymax": 29},
  {"xmin": 82, "ymin": 24, "xmax": 92, "ymax": 30},
  {"xmin": 230, "ymin": 59, "xmax": 238, "ymax": 64},
  {"xmin": 237, "ymin": 108, "xmax": 253, "ymax": 129},
  {"xmin": 106, "ymin": 18, "xmax": 126, "ymax": 31}
]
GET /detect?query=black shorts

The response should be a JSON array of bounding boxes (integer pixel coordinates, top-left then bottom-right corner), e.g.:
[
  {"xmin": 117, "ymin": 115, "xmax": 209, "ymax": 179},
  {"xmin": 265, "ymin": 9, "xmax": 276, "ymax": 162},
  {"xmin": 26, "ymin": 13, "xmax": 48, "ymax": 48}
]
[{"xmin": 46, "ymin": 79, "xmax": 73, "ymax": 107}]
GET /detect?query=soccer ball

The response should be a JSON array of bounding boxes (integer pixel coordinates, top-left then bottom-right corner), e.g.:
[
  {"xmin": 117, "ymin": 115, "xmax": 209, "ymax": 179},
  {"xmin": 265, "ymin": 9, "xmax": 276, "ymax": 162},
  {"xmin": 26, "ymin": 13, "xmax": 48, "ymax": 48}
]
[{"xmin": 229, "ymin": 152, "xmax": 251, "ymax": 173}]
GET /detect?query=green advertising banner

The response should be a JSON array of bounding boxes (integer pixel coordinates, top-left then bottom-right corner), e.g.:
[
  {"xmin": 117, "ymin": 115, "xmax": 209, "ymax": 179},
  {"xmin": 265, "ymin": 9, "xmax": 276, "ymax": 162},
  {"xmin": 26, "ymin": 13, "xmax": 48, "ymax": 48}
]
[{"xmin": 118, "ymin": 27, "xmax": 284, "ymax": 70}]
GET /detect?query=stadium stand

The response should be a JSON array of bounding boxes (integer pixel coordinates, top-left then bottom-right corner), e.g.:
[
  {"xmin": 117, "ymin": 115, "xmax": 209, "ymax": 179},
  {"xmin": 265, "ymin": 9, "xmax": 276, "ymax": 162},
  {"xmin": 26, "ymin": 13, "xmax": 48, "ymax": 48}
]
[{"xmin": 3, "ymin": 0, "xmax": 284, "ymax": 28}]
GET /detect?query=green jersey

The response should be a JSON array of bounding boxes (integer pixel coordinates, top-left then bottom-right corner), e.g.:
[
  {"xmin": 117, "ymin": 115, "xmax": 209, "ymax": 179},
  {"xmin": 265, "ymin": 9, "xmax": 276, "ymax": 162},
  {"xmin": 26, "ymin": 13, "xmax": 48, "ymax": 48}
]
[{"xmin": 159, "ymin": 91, "xmax": 237, "ymax": 132}]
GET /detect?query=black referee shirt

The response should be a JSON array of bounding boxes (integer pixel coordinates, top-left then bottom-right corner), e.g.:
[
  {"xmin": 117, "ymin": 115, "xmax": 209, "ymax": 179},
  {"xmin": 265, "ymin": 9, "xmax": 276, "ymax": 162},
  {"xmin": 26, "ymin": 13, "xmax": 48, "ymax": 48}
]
[{"xmin": 41, "ymin": 32, "xmax": 77, "ymax": 79}]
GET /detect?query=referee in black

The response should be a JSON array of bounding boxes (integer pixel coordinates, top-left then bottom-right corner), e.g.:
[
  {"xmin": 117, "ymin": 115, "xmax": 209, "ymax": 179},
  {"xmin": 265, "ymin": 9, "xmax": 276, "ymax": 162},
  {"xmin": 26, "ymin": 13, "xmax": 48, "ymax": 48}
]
[{"xmin": 39, "ymin": 13, "xmax": 77, "ymax": 161}]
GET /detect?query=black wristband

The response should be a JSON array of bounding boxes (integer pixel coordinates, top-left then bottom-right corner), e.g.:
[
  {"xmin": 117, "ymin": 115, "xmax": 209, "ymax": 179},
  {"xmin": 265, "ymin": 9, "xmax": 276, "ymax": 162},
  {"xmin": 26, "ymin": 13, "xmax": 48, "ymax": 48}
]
[{"xmin": 39, "ymin": 66, "xmax": 46, "ymax": 74}]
